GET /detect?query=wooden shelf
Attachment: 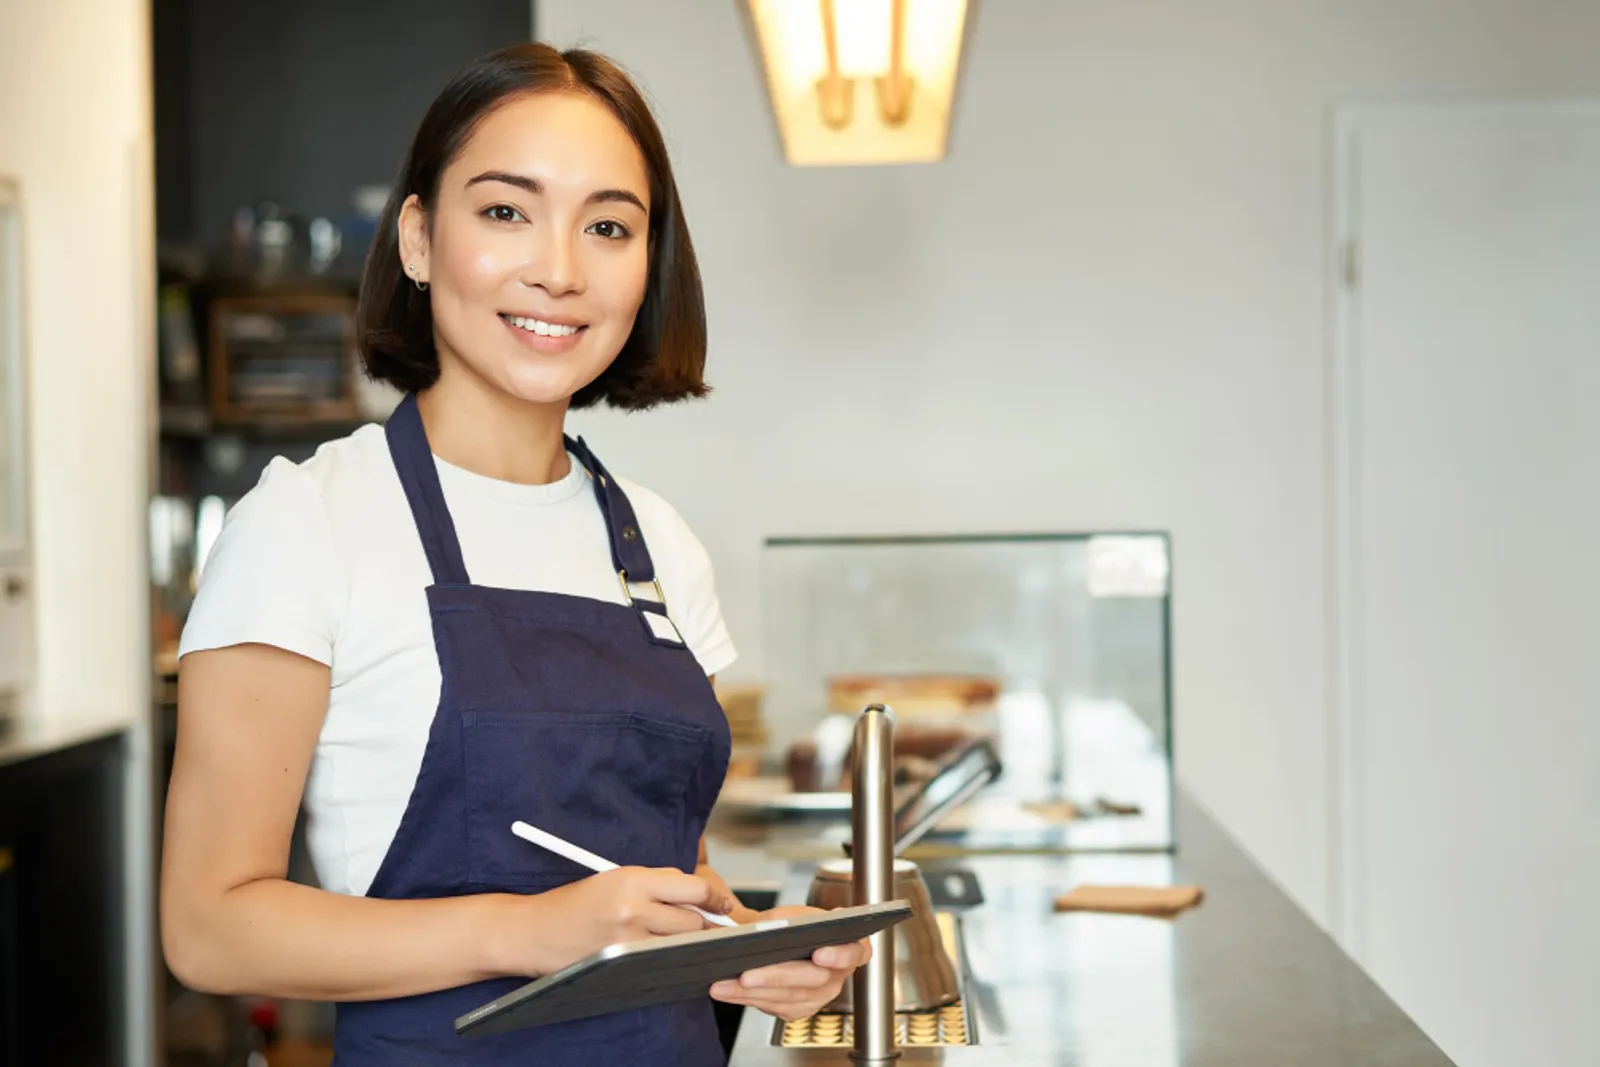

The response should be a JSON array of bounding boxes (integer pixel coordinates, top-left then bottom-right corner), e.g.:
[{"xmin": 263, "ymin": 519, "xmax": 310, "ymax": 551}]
[
  {"xmin": 158, "ymin": 404, "xmax": 212, "ymax": 437},
  {"xmin": 207, "ymin": 292, "xmax": 361, "ymax": 429},
  {"xmin": 214, "ymin": 408, "xmax": 368, "ymax": 433},
  {"xmin": 159, "ymin": 403, "xmax": 372, "ymax": 441}
]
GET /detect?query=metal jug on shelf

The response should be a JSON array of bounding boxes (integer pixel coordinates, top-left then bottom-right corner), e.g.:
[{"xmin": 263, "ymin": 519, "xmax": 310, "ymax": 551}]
[{"xmin": 806, "ymin": 856, "xmax": 959, "ymax": 1013}]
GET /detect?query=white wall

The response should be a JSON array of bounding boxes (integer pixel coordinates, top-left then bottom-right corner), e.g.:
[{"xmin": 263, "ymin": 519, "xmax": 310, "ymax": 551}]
[
  {"xmin": 0, "ymin": 3, "xmax": 156, "ymax": 1064},
  {"xmin": 545, "ymin": 0, "xmax": 1600, "ymax": 935},
  {"xmin": 0, "ymin": 0, "xmax": 153, "ymax": 728}
]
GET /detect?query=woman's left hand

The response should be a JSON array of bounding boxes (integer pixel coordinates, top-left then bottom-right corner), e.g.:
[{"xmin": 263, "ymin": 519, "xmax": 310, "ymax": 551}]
[{"xmin": 708, "ymin": 906, "xmax": 873, "ymax": 1021}]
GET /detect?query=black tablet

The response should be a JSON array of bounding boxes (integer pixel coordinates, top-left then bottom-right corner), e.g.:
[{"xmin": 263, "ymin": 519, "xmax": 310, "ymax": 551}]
[{"xmin": 455, "ymin": 900, "xmax": 912, "ymax": 1037}]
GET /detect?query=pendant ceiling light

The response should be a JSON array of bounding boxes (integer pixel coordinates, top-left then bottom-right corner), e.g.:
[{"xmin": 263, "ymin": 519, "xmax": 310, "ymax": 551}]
[{"xmin": 745, "ymin": 0, "xmax": 972, "ymax": 166}]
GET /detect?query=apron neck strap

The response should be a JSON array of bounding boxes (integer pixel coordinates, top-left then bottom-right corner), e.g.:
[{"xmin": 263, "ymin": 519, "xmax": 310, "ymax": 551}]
[
  {"xmin": 384, "ymin": 393, "xmax": 472, "ymax": 586},
  {"xmin": 383, "ymin": 395, "xmax": 666, "ymax": 610},
  {"xmin": 565, "ymin": 434, "xmax": 658, "ymax": 585}
]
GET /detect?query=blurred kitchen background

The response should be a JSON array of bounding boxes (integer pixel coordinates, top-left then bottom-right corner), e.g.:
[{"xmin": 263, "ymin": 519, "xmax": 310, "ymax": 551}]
[{"xmin": 0, "ymin": 1, "xmax": 1596, "ymax": 1066}]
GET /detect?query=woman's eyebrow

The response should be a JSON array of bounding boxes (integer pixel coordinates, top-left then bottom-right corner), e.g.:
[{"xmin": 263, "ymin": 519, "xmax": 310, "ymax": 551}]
[{"xmin": 466, "ymin": 170, "xmax": 645, "ymax": 212}]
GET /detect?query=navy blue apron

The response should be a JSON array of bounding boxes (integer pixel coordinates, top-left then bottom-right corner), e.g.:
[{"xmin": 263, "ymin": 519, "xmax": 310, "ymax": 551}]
[{"xmin": 332, "ymin": 394, "xmax": 732, "ymax": 1066}]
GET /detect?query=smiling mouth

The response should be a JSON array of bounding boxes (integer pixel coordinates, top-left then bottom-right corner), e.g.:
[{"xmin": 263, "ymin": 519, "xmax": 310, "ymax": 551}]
[{"xmin": 500, "ymin": 313, "xmax": 586, "ymax": 338}]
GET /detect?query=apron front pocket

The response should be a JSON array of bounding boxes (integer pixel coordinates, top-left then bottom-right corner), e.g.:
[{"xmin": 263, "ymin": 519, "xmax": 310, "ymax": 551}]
[{"xmin": 462, "ymin": 710, "xmax": 711, "ymax": 890}]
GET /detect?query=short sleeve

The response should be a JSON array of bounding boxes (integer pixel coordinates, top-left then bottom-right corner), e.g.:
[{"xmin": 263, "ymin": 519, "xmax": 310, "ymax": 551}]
[
  {"xmin": 178, "ymin": 458, "xmax": 345, "ymax": 666},
  {"xmin": 653, "ymin": 505, "xmax": 737, "ymax": 678}
]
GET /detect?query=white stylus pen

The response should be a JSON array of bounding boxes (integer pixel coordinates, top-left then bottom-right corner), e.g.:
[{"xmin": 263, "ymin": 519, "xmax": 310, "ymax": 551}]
[{"xmin": 510, "ymin": 820, "xmax": 739, "ymax": 928}]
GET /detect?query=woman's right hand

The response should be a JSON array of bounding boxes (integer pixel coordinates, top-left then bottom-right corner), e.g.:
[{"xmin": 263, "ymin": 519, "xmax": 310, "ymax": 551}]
[{"xmin": 495, "ymin": 867, "xmax": 736, "ymax": 977}]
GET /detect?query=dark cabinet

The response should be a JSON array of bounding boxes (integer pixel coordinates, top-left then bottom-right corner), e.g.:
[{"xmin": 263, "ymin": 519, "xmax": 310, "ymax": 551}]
[{"xmin": 0, "ymin": 735, "xmax": 126, "ymax": 1067}]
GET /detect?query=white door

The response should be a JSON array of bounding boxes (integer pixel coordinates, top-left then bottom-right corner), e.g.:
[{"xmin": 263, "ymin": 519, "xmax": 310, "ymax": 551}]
[{"xmin": 1332, "ymin": 103, "xmax": 1600, "ymax": 1067}]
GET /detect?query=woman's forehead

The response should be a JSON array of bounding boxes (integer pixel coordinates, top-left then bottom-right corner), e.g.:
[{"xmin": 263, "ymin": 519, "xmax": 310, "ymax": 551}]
[{"xmin": 446, "ymin": 92, "xmax": 651, "ymax": 208}]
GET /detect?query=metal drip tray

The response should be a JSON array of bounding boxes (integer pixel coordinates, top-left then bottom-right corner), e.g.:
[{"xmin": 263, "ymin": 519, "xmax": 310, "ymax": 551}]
[
  {"xmin": 775, "ymin": 912, "xmax": 976, "ymax": 1048},
  {"xmin": 778, "ymin": 1001, "xmax": 971, "ymax": 1048}
]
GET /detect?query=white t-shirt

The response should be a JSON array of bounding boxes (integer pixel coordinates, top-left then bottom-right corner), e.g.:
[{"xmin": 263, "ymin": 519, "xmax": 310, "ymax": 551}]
[{"xmin": 178, "ymin": 423, "xmax": 737, "ymax": 897}]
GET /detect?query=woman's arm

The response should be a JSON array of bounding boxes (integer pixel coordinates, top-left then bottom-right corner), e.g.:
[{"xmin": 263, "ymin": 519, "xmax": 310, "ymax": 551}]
[
  {"xmin": 161, "ymin": 644, "xmax": 511, "ymax": 999},
  {"xmin": 161, "ymin": 644, "xmax": 732, "ymax": 1001}
]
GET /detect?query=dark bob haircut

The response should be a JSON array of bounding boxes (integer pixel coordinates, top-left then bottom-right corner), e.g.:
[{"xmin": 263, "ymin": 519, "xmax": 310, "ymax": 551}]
[{"xmin": 358, "ymin": 43, "xmax": 708, "ymax": 410}]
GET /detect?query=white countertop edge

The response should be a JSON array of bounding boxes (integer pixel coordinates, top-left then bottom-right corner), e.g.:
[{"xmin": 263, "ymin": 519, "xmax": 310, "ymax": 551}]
[{"xmin": 0, "ymin": 710, "xmax": 136, "ymax": 768}]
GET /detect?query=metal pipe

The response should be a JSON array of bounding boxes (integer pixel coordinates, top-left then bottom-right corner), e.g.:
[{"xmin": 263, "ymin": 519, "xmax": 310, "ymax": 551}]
[
  {"xmin": 877, "ymin": 0, "xmax": 912, "ymax": 125},
  {"xmin": 850, "ymin": 704, "xmax": 899, "ymax": 1062},
  {"xmin": 816, "ymin": 0, "xmax": 853, "ymax": 129}
]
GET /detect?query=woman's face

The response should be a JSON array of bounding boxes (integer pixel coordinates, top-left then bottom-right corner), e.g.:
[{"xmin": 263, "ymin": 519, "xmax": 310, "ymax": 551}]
[{"xmin": 399, "ymin": 91, "xmax": 652, "ymax": 408}]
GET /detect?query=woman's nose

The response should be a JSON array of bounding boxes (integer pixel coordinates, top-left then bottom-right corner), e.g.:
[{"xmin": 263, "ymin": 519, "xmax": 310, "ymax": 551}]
[{"xmin": 520, "ymin": 229, "xmax": 585, "ymax": 296}]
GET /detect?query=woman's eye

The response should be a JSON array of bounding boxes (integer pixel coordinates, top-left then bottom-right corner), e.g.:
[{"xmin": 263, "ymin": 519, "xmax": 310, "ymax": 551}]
[
  {"xmin": 587, "ymin": 219, "xmax": 631, "ymax": 240},
  {"xmin": 484, "ymin": 204, "xmax": 525, "ymax": 223}
]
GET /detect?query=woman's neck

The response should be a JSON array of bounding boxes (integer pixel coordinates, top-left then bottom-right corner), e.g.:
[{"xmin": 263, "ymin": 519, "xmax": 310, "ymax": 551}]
[{"xmin": 414, "ymin": 360, "xmax": 574, "ymax": 486}]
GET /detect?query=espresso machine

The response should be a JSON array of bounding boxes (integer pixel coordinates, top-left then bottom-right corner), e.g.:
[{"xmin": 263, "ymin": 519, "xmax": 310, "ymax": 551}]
[{"xmin": 739, "ymin": 706, "xmax": 1001, "ymax": 1063}]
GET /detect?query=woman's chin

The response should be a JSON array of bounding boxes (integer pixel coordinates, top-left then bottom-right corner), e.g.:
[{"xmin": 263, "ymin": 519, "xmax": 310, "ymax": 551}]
[
  {"xmin": 495, "ymin": 367, "xmax": 599, "ymax": 409},
  {"xmin": 439, "ymin": 345, "xmax": 610, "ymax": 409}
]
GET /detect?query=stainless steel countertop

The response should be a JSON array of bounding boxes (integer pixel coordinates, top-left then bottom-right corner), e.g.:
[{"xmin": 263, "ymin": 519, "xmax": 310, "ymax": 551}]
[{"xmin": 728, "ymin": 795, "xmax": 1457, "ymax": 1065}]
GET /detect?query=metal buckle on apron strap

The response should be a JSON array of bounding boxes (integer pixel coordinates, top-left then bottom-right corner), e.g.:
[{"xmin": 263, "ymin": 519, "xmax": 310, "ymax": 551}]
[
  {"xmin": 618, "ymin": 569, "xmax": 687, "ymax": 647},
  {"xmin": 616, "ymin": 569, "xmax": 667, "ymax": 607}
]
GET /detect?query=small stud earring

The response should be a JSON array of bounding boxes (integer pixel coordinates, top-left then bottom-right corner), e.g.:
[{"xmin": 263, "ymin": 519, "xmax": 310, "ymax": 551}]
[{"xmin": 408, "ymin": 264, "xmax": 428, "ymax": 292}]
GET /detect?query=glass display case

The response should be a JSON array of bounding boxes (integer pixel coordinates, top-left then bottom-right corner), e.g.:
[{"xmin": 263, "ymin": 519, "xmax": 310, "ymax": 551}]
[{"xmin": 756, "ymin": 532, "xmax": 1173, "ymax": 852}]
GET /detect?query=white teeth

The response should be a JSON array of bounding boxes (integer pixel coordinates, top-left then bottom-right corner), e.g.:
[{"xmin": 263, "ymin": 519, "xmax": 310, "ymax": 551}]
[{"xmin": 507, "ymin": 315, "xmax": 578, "ymax": 337}]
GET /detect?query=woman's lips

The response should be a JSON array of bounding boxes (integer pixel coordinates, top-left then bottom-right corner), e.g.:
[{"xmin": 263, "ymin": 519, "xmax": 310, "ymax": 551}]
[{"xmin": 500, "ymin": 313, "xmax": 587, "ymax": 354}]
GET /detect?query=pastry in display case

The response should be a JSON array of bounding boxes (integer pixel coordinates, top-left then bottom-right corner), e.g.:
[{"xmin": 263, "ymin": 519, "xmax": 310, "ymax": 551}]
[
  {"xmin": 781, "ymin": 723, "xmax": 976, "ymax": 794},
  {"xmin": 714, "ymin": 683, "xmax": 768, "ymax": 779},
  {"xmin": 825, "ymin": 673, "xmax": 1000, "ymax": 717},
  {"xmin": 724, "ymin": 532, "xmax": 1174, "ymax": 853}
]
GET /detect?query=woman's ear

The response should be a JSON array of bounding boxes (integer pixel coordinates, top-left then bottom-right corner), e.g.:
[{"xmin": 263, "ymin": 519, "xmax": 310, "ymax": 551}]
[{"xmin": 397, "ymin": 194, "xmax": 430, "ymax": 288}]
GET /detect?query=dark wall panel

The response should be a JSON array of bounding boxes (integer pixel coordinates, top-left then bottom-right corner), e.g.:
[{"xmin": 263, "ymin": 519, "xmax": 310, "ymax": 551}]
[{"xmin": 157, "ymin": 0, "xmax": 532, "ymax": 247}]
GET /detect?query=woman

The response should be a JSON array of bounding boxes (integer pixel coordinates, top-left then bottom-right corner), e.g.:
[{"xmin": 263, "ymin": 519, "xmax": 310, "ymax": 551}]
[{"xmin": 160, "ymin": 42, "xmax": 868, "ymax": 1065}]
